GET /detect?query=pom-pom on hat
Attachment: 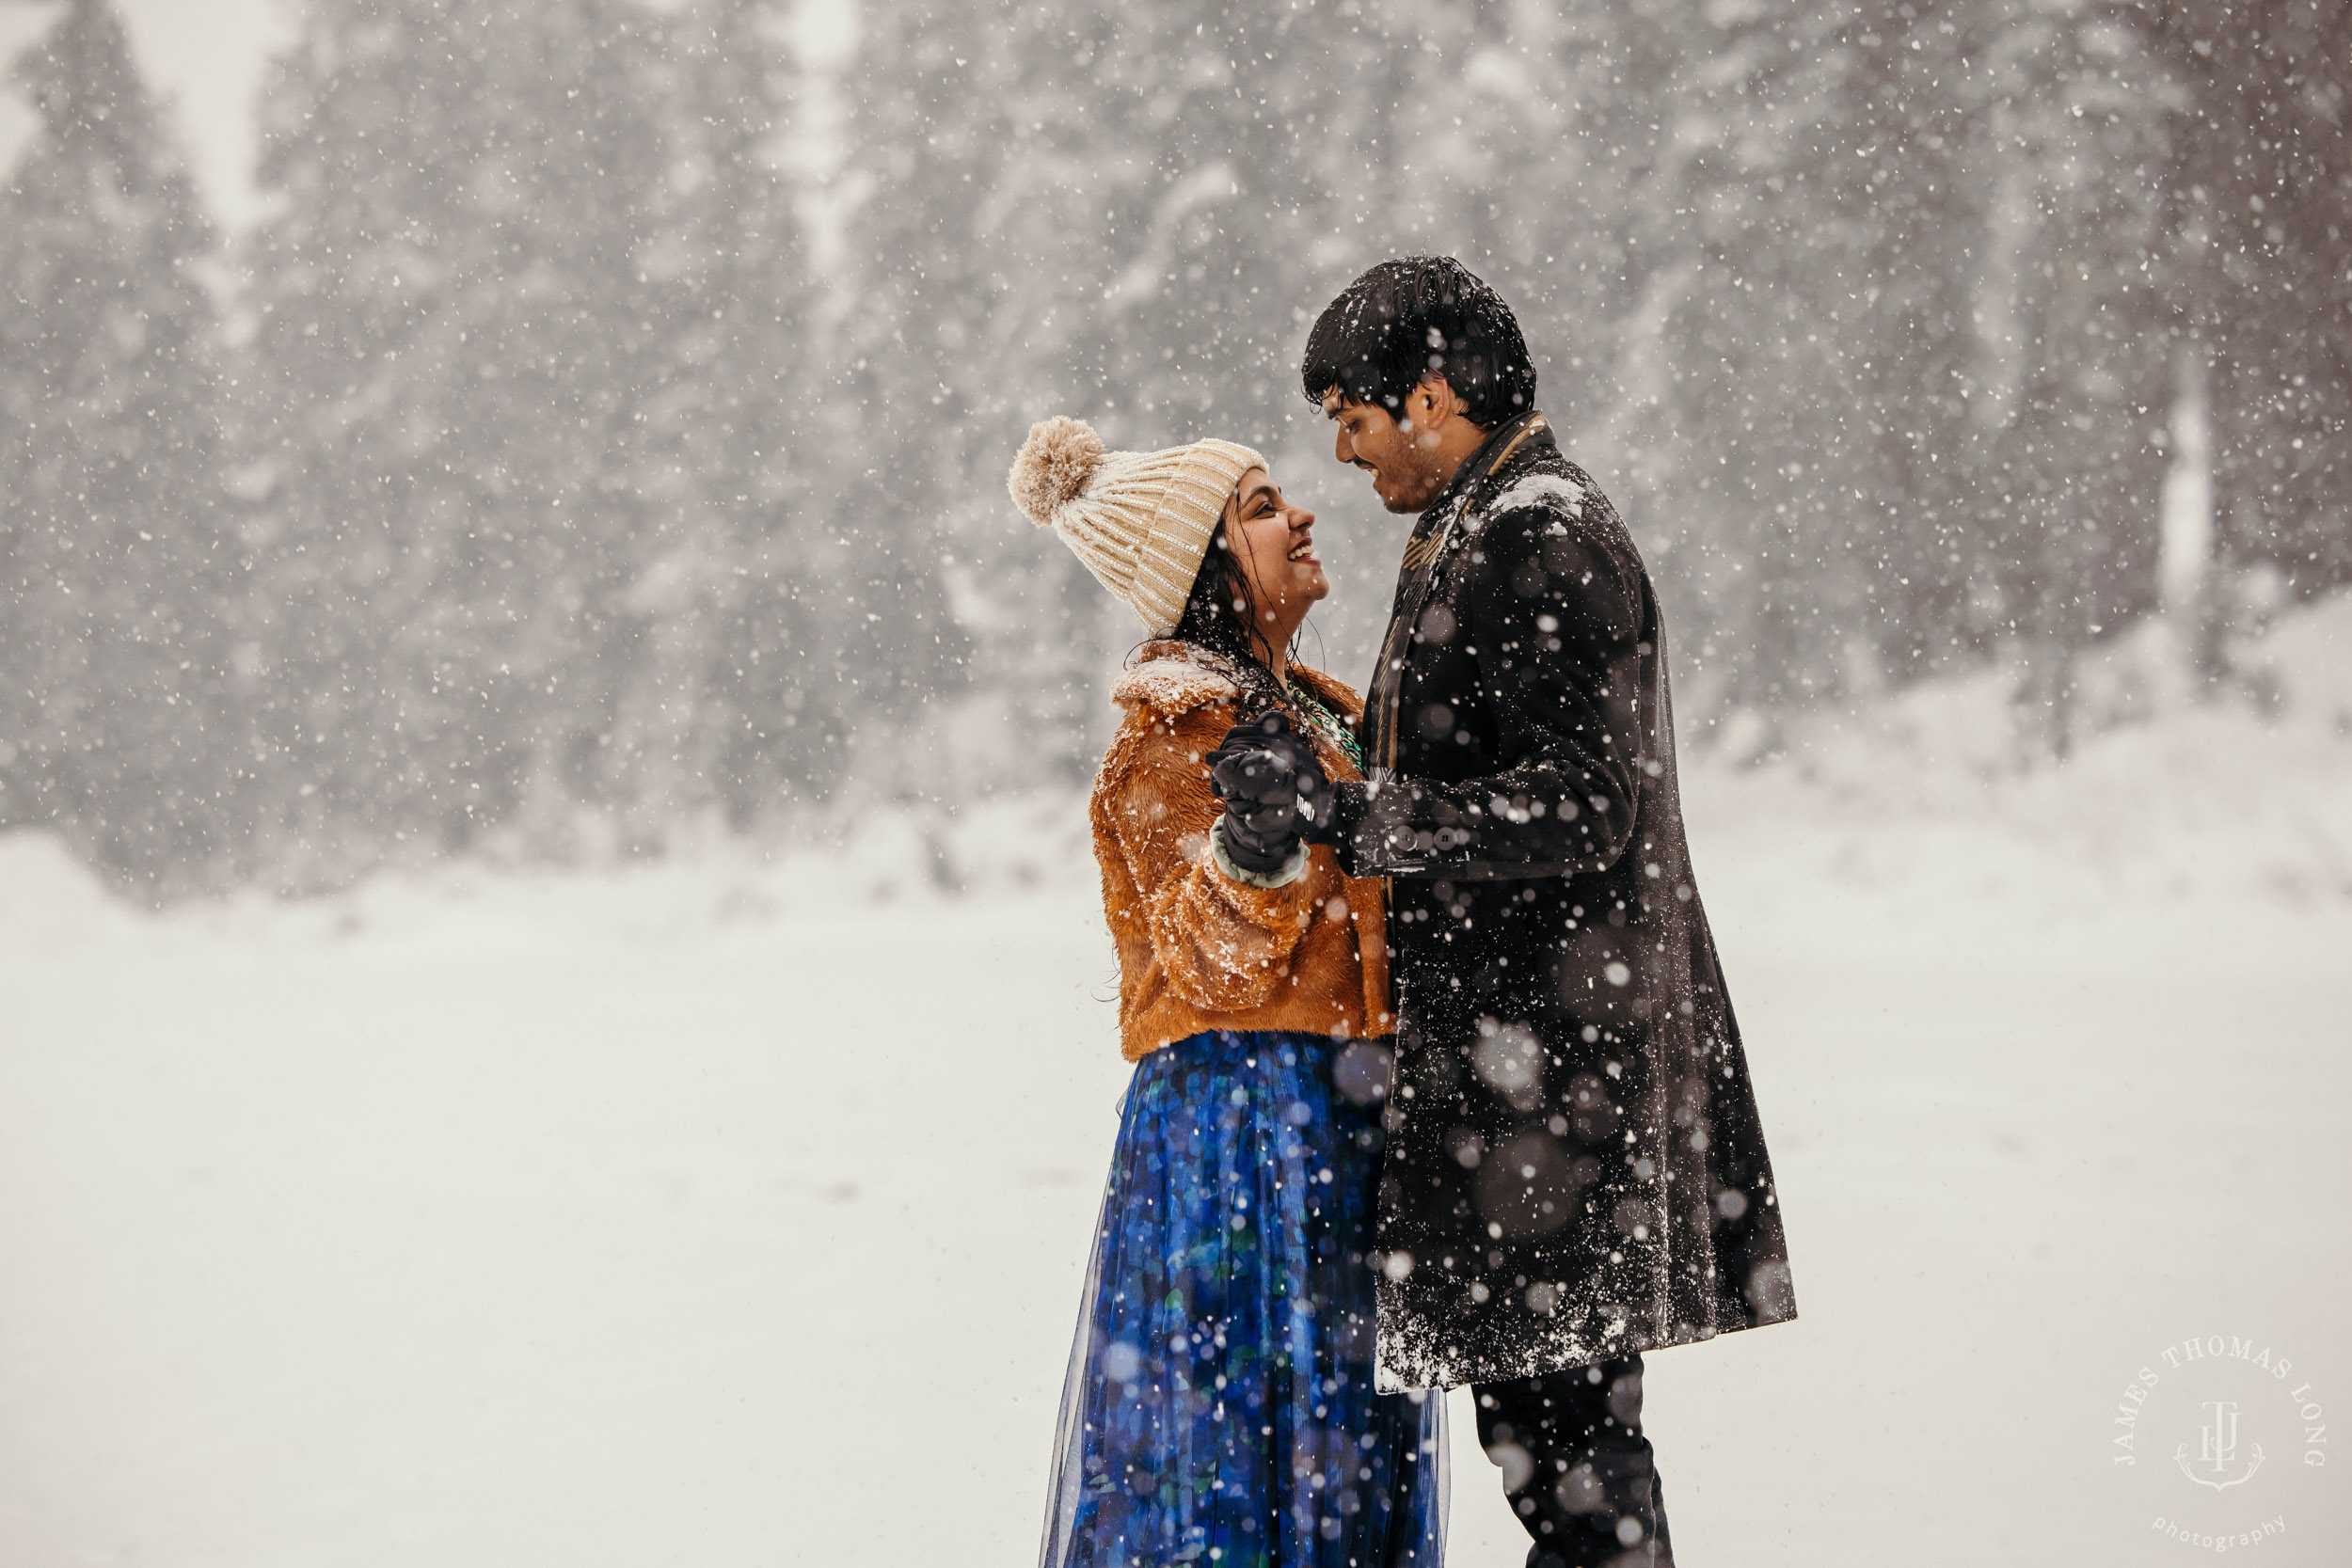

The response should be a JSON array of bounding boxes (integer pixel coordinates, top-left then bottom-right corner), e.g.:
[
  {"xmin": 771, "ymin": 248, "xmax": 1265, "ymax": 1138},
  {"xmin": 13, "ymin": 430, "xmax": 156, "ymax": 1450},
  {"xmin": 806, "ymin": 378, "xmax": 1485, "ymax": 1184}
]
[{"xmin": 1009, "ymin": 417, "xmax": 1264, "ymax": 638}]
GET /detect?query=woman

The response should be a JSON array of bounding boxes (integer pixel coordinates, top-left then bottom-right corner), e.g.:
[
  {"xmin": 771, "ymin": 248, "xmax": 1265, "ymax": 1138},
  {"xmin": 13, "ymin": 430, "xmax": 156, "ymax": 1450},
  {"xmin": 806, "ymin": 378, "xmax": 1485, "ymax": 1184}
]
[{"xmin": 1009, "ymin": 417, "xmax": 1446, "ymax": 1568}]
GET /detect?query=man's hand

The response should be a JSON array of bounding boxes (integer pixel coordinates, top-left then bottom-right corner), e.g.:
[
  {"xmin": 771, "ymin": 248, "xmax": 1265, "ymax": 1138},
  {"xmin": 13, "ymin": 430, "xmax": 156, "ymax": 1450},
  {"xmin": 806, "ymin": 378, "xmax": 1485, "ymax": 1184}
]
[{"xmin": 1205, "ymin": 711, "xmax": 1332, "ymax": 874}]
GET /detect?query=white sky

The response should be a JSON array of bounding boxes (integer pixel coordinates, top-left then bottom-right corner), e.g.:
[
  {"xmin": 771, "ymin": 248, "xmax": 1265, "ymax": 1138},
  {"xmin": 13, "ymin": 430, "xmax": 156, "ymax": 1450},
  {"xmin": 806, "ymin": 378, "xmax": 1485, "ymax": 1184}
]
[{"xmin": 0, "ymin": 0, "xmax": 854, "ymax": 233}]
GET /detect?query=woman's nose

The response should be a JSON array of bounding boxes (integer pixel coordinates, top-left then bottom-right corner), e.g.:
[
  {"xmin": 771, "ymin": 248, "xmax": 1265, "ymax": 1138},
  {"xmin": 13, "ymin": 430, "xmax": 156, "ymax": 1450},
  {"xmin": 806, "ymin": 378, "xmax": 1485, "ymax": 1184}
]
[{"xmin": 1293, "ymin": 507, "xmax": 1315, "ymax": 531}]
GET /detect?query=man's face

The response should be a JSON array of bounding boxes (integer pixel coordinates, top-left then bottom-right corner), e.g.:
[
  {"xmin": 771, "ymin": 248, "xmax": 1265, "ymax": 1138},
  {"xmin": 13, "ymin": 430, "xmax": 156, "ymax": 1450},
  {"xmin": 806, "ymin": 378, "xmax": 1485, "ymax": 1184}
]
[{"xmin": 1321, "ymin": 387, "xmax": 1453, "ymax": 515}]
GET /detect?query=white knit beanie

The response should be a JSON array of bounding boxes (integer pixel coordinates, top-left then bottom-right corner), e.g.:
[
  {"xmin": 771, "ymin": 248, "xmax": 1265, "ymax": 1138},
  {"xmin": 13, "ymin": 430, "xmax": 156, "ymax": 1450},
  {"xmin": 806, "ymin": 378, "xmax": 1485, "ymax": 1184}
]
[{"xmin": 1009, "ymin": 417, "xmax": 1265, "ymax": 638}]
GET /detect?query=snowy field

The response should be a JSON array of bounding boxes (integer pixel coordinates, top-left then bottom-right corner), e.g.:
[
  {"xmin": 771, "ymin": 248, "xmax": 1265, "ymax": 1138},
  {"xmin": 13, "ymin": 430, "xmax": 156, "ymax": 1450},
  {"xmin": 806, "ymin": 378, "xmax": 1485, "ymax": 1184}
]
[{"xmin": 4, "ymin": 601, "xmax": 2350, "ymax": 1567}]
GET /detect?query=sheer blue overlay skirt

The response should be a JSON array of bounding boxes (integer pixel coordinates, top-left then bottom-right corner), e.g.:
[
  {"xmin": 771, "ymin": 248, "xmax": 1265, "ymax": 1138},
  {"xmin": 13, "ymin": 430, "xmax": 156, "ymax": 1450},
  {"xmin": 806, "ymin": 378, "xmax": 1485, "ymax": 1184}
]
[{"xmin": 1039, "ymin": 1030, "xmax": 1447, "ymax": 1568}]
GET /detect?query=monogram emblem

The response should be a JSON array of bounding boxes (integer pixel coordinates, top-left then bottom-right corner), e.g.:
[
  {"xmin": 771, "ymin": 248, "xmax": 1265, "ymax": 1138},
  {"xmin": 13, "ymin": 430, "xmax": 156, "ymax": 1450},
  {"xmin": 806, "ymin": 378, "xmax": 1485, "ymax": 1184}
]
[{"xmin": 2173, "ymin": 1400, "xmax": 2265, "ymax": 1491}]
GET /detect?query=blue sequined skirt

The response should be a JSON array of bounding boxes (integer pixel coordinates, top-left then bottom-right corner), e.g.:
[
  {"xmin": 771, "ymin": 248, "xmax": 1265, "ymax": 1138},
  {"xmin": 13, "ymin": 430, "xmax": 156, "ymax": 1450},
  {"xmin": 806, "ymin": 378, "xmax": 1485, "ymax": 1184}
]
[{"xmin": 1039, "ymin": 1030, "xmax": 1448, "ymax": 1568}]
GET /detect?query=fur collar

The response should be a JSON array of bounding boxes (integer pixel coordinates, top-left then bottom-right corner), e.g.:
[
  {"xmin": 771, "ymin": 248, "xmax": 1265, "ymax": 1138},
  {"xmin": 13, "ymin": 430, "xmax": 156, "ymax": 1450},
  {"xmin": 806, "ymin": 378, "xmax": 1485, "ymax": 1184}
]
[
  {"xmin": 1112, "ymin": 640, "xmax": 1356, "ymax": 721},
  {"xmin": 1112, "ymin": 640, "xmax": 1245, "ymax": 715}
]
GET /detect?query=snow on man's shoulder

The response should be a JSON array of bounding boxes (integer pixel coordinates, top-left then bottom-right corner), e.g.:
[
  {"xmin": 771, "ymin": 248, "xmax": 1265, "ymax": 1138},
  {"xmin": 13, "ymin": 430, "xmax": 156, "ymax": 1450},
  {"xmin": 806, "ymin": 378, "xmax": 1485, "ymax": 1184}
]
[{"xmin": 1486, "ymin": 472, "xmax": 1590, "ymax": 533}]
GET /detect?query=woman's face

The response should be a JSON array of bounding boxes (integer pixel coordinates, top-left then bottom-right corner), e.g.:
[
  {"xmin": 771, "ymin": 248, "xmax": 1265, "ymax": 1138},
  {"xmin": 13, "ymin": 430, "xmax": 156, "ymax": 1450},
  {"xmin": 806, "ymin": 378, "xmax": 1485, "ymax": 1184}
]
[{"xmin": 1221, "ymin": 466, "xmax": 1327, "ymax": 646}]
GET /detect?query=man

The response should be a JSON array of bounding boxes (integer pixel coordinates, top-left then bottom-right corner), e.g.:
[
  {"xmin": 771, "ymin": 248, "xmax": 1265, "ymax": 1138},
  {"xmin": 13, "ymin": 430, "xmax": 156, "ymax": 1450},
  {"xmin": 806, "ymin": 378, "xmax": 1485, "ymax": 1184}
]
[{"xmin": 1215, "ymin": 258, "xmax": 1796, "ymax": 1566}]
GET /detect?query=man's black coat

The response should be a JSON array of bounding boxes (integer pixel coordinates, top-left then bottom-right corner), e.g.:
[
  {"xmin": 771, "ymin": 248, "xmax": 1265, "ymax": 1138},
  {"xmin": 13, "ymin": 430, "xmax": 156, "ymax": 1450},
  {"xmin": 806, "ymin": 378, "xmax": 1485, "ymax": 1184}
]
[{"xmin": 1330, "ymin": 412, "xmax": 1796, "ymax": 1391}]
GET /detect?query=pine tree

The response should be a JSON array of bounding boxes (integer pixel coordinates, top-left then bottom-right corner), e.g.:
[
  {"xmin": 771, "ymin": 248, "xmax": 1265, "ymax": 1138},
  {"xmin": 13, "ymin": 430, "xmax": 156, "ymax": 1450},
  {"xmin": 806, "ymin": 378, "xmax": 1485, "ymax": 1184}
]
[
  {"xmin": 838, "ymin": 0, "xmax": 1155, "ymax": 787},
  {"xmin": 237, "ymin": 0, "xmax": 675, "ymax": 875},
  {"xmin": 605, "ymin": 0, "xmax": 894, "ymax": 838},
  {"xmin": 1957, "ymin": 0, "xmax": 2173, "ymax": 748},
  {"xmin": 1562, "ymin": 0, "xmax": 2172, "ymax": 737},
  {"xmin": 2137, "ymin": 0, "xmax": 2352, "ymax": 601},
  {"xmin": 0, "ymin": 0, "xmax": 239, "ymax": 893},
  {"xmin": 839, "ymin": 0, "xmax": 1419, "ymax": 783}
]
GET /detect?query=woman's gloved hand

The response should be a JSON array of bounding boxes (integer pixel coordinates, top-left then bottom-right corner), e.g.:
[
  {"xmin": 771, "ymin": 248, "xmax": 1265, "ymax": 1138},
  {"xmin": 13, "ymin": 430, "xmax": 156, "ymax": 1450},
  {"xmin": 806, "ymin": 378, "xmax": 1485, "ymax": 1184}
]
[{"xmin": 1205, "ymin": 711, "xmax": 1332, "ymax": 876}]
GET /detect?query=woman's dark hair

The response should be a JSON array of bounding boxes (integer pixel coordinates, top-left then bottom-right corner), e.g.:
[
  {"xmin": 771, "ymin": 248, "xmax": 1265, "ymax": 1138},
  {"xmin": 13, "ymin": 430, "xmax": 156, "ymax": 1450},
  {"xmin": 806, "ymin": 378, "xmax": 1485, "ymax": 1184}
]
[
  {"xmin": 1299, "ymin": 256, "xmax": 1536, "ymax": 429},
  {"xmin": 1171, "ymin": 521, "xmax": 1276, "ymax": 672},
  {"xmin": 1165, "ymin": 515, "xmax": 1324, "ymax": 718}
]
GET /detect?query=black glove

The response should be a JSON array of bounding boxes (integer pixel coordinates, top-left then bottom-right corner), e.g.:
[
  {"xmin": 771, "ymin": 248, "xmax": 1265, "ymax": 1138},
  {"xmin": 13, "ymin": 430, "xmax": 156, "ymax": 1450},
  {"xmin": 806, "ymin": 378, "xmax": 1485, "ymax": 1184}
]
[{"xmin": 1205, "ymin": 710, "xmax": 1332, "ymax": 876}]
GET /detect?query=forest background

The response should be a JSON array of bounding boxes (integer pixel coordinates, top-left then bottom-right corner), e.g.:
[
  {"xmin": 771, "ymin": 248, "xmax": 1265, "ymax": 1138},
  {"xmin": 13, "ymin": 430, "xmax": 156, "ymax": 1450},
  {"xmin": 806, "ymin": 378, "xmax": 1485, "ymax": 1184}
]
[{"xmin": 2, "ymin": 0, "xmax": 2345, "ymax": 898}]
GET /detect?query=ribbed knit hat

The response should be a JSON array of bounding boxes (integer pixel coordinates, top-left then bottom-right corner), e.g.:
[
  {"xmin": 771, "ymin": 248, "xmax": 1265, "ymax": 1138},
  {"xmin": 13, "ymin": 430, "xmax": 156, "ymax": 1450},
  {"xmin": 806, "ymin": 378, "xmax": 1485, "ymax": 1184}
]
[{"xmin": 1009, "ymin": 417, "xmax": 1265, "ymax": 638}]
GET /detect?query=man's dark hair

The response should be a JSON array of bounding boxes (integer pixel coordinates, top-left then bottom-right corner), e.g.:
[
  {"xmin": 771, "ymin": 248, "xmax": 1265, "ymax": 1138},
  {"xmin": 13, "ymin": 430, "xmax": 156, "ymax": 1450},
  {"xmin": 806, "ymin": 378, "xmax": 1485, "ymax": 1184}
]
[{"xmin": 1300, "ymin": 257, "xmax": 1536, "ymax": 429}]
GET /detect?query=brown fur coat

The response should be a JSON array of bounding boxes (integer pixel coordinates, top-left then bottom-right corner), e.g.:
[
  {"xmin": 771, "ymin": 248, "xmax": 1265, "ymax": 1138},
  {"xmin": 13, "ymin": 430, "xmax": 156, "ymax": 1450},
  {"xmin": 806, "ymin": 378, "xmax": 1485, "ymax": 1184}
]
[{"xmin": 1090, "ymin": 640, "xmax": 1393, "ymax": 1061}]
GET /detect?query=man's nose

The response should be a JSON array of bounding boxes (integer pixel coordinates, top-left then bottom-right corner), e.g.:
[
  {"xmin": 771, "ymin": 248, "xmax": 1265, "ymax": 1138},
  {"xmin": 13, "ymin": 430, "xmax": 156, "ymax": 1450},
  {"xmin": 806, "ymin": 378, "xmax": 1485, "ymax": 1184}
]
[{"xmin": 1331, "ymin": 426, "xmax": 1351, "ymax": 466}]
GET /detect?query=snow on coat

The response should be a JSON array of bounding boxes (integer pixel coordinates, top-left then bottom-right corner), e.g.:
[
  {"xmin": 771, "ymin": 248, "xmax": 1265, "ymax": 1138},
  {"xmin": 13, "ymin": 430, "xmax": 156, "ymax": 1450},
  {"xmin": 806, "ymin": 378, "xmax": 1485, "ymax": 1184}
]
[
  {"xmin": 1090, "ymin": 641, "xmax": 1394, "ymax": 1061},
  {"xmin": 1331, "ymin": 414, "xmax": 1798, "ymax": 1391}
]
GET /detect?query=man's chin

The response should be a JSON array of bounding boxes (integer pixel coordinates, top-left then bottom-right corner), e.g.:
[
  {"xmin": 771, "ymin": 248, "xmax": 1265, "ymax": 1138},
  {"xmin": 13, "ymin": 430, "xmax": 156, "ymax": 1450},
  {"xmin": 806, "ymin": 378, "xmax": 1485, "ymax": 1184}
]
[{"xmin": 1366, "ymin": 468, "xmax": 1437, "ymax": 515}]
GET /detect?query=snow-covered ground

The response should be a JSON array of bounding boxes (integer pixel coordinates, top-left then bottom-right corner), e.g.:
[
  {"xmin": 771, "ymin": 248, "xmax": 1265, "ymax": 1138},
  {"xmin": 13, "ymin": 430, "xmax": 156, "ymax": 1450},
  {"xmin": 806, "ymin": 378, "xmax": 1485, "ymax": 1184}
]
[{"xmin": 3, "ymin": 599, "xmax": 2349, "ymax": 1566}]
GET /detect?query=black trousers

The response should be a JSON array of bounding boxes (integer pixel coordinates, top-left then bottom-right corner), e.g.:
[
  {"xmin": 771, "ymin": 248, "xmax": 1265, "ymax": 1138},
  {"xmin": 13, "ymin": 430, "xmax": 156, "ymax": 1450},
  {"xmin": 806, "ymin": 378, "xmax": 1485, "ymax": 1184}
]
[{"xmin": 1473, "ymin": 1354, "xmax": 1672, "ymax": 1568}]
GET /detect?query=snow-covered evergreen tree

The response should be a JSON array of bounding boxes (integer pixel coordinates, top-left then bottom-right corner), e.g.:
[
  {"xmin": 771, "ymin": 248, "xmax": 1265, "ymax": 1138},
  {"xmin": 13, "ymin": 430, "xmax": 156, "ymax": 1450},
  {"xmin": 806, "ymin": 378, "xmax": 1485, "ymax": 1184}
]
[
  {"xmin": 599, "ymin": 0, "xmax": 808, "ymax": 844},
  {"xmin": 1543, "ymin": 0, "xmax": 2173, "ymax": 741},
  {"xmin": 606, "ymin": 0, "xmax": 948, "ymax": 836},
  {"xmin": 1958, "ymin": 1, "xmax": 2172, "ymax": 747},
  {"xmin": 835, "ymin": 1, "xmax": 1136, "ymax": 786},
  {"xmin": 237, "ymin": 0, "xmax": 675, "ymax": 874},
  {"xmin": 0, "ymin": 0, "xmax": 240, "ymax": 892},
  {"xmin": 2137, "ymin": 0, "xmax": 2351, "ymax": 601},
  {"xmin": 838, "ymin": 0, "xmax": 1424, "ymax": 784}
]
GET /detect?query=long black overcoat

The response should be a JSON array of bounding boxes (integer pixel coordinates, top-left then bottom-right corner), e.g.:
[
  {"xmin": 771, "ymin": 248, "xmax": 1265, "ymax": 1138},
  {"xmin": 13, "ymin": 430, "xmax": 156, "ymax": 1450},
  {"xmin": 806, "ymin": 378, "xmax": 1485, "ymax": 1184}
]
[{"xmin": 1329, "ymin": 412, "xmax": 1796, "ymax": 1392}]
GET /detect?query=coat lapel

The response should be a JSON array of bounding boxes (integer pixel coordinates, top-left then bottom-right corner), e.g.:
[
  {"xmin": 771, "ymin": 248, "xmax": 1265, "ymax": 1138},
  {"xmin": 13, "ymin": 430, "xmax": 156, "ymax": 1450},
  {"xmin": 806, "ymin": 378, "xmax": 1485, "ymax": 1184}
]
[{"xmin": 1361, "ymin": 413, "xmax": 1551, "ymax": 782}]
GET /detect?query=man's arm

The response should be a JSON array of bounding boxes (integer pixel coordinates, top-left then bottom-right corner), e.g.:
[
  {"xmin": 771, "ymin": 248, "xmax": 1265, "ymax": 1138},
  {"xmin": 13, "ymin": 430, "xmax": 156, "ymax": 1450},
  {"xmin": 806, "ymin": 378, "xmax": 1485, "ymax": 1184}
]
[{"xmin": 1330, "ymin": 506, "xmax": 1647, "ymax": 880}]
